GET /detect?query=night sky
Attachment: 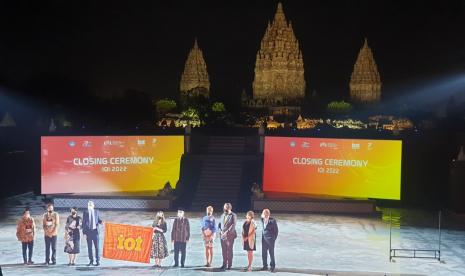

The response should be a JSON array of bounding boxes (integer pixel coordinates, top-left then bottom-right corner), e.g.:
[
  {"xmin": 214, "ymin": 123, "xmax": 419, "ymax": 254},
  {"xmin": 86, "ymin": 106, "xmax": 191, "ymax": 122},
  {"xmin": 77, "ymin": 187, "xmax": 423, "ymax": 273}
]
[{"xmin": 1, "ymin": 0, "xmax": 465, "ymax": 106}]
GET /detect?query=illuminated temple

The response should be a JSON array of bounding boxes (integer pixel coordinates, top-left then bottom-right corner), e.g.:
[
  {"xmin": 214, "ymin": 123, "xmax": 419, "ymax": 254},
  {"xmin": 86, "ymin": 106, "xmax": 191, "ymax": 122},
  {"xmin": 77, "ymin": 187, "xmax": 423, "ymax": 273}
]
[
  {"xmin": 180, "ymin": 39, "xmax": 210, "ymax": 98},
  {"xmin": 244, "ymin": 2, "xmax": 305, "ymax": 111},
  {"xmin": 349, "ymin": 38, "xmax": 382, "ymax": 104}
]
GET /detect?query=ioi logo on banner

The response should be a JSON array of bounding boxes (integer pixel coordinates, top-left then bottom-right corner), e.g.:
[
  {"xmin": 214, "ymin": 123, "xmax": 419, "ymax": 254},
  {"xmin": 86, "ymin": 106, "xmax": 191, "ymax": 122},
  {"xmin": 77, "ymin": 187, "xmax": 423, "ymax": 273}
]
[{"xmin": 117, "ymin": 235, "xmax": 143, "ymax": 252}]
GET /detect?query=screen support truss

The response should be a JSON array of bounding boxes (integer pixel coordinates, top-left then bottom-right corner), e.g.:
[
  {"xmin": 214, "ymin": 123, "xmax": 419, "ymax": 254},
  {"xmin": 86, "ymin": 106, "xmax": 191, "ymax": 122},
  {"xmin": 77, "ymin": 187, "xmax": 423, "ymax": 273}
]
[{"xmin": 389, "ymin": 210, "xmax": 442, "ymax": 262}]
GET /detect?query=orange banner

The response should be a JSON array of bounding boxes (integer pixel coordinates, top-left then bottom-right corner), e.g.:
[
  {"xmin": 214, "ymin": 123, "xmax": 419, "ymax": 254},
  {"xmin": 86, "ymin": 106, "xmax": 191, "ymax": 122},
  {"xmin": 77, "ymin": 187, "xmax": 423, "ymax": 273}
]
[{"xmin": 103, "ymin": 222, "xmax": 153, "ymax": 263}]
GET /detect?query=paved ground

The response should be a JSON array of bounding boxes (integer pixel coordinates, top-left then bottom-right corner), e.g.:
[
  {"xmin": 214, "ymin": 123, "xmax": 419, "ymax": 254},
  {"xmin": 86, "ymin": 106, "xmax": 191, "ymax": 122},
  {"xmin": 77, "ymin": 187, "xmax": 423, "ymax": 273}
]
[{"xmin": 0, "ymin": 193, "xmax": 464, "ymax": 276}]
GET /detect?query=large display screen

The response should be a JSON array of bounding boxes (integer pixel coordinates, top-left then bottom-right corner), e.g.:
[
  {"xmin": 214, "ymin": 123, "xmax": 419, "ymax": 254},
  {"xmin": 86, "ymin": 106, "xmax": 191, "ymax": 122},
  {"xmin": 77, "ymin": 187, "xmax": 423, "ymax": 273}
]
[
  {"xmin": 41, "ymin": 136, "xmax": 184, "ymax": 194},
  {"xmin": 263, "ymin": 137, "xmax": 402, "ymax": 200}
]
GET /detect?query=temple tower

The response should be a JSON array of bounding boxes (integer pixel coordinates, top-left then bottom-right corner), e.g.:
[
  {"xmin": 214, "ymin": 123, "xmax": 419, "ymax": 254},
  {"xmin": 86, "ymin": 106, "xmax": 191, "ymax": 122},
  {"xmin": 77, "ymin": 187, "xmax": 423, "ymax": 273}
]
[
  {"xmin": 349, "ymin": 38, "xmax": 382, "ymax": 104},
  {"xmin": 252, "ymin": 2, "xmax": 305, "ymax": 104},
  {"xmin": 180, "ymin": 39, "xmax": 210, "ymax": 98}
]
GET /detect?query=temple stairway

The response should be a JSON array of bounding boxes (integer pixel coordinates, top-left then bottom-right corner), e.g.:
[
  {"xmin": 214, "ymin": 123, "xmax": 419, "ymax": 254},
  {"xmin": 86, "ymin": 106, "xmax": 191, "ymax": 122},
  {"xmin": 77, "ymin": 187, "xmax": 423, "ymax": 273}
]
[{"xmin": 189, "ymin": 136, "xmax": 246, "ymax": 211}]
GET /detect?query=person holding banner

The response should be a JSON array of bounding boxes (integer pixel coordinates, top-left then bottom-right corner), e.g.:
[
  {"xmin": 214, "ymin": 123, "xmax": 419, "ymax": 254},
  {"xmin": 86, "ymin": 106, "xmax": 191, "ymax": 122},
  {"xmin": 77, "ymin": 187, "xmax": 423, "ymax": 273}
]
[
  {"xmin": 219, "ymin": 203, "xmax": 237, "ymax": 270},
  {"xmin": 151, "ymin": 211, "xmax": 169, "ymax": 267},
  {"xmin": 64, "ymin": 207, "xmax": 81, "ymax": 265},
  {"xmin": 16, "ymin": 207, "xmax": 35, "ymax": 265},
  {"xmin": 43, "ymin": 203, "xmax": 59, "ymax": 265},
  {"xmin": 171, "ymin": 208, "xmax": 190, "ymax": 268},
  {"xmin": 201, "ymin": 206, "xmax": 217, "ymax": 267},
  {"xmin": 82, "ymin": 201, "xmax": 102, "ymax": 266}
]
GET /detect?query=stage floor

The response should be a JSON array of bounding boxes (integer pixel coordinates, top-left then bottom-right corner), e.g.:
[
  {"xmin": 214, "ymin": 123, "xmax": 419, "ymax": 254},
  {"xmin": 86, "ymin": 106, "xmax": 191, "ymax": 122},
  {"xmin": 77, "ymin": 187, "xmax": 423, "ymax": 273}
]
[{"xmin": 1, "ymin": 193, "xmax": 465, "ymax": 276}]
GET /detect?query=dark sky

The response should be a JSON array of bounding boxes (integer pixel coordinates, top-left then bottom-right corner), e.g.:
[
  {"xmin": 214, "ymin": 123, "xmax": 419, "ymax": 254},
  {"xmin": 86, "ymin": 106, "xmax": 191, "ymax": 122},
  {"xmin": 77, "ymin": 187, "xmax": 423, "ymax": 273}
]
[{"xmin": 1, "ymin": 0, "xmax": 465, "ymax": 105}]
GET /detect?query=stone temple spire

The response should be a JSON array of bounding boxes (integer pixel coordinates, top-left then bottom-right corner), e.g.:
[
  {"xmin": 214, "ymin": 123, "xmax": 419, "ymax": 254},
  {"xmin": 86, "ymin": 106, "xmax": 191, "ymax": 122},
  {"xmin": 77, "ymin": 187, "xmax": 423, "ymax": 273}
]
[
  {"xmin": 180, "ymin": 38, "xmax": 210, "ymax": 97},
  {"xmin": 252, "ymin": 2, "xmax": 305, "ymax": 102},
  {"xmin": 349, "ymin": 38, "xmax": 382, "ymax": 104}
]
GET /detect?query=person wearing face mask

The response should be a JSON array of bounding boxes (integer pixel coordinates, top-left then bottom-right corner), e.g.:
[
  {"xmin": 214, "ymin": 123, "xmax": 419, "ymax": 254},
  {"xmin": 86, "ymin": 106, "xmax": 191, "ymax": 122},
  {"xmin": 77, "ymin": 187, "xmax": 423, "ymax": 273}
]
[
  {"xmin": 260, "ymin": 209, "xmax": 278, "ymax": 272},
  {"xmin": 16, "ymin": 207, "xmax": 35, "ymax": 265},
  {"xmin": 64, "ymin": 207, "xmax": 81, "ymax": 265},
  {"xmin": 82, "ymin": 201, "xmax": 102, "ymax": 266},
  {"xmin": 42, "ymin": 203, "xmax": 59, "ymax": 265},
  {"xmin": 171, "ymin": 207, "xmax": 190, "ymax": 268},
  {"xmin": 219, "ymin": 203, "xmax": 237, "ymax": 270},
  {"xmin": 151, "ymin": 211, "xmax": 168, "ymax": 268}
]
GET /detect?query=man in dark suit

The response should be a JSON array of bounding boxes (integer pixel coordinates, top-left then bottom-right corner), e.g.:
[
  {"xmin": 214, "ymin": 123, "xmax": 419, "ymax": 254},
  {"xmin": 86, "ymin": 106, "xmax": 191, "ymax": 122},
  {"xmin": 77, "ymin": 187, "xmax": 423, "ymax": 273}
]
[
  {"xmin": 219, "ymin": 203, "xmax": 237, "ymax": 270},
  {"xmin": 261, "ymin": 208, "xmax": 278, "ymax": 272},
  {"xmin": 82, "ymin": 201, "xmax": 102, "ymax": 266},
  {"xmin": 171, "ymin": 208, "xmax": 190, "ymax": 268}
]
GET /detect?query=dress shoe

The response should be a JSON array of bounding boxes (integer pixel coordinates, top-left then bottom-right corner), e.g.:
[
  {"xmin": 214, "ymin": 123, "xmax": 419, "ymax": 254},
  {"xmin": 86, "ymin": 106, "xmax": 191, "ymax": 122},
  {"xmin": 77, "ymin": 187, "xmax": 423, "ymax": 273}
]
[
  {"xmin": 94, "ymin": 261, "xmax": 100, "ymax": 266},
  {"xmin": 87, "ymin": 261, "xmax": 93, "ymax": 266},
  {"xmin": 172, "ymin": 264, "xmax": 179, "ymax": 267},
  {"xmin": 219, "ymin": 265, "xmax": 226, "ymax": 270},
  {"xmin": 270, "ymin": 267, "xmax": 276, "ymax": 272},
  {"xmin": 260, "ymin": 266, "xmax": 268, "ymax": 271},
  {"xmin": 27, "ymin": 260, "xmax": 34, "ymax": 265},
  {"xmin": 50, "ymin": 262, "xmax": 56, "ymax": 265},
  {"xmin": 227, "ymin": 266, "xmax": 232, "ymax": 270}
]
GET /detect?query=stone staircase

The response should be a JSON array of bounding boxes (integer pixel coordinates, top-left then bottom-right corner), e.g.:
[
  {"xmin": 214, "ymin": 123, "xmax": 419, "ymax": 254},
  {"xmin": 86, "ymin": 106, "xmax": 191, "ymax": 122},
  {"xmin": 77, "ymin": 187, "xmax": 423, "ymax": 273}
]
[
  {"xmin": 190, "ymin": 136, "xmax": 246, "ymax": 211},
  {"xmin": 200, "ymin": 136, "xmax": 246, "ymax": 154}
]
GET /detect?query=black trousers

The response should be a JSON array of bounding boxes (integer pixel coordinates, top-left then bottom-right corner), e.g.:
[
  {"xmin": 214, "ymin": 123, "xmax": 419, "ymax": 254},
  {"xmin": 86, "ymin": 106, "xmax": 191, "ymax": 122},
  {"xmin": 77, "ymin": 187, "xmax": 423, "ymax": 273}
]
[
  {"xmin": 86, "ymin": 229, "xmax": 100, "ymax": 262},
  {"xmin": 262, "ymin": 238, "xmax": 276, "ymax": 268},
  {"xmin": 173, "ymin": 241, "xmax": 186, "ymax": 266},
  {"xmin": 220, "ymin": 237, "xmax": 235, "ymax": 268},
  {"xmin": 44, "ymin": 235, "xmax": 57, "ymax": 263},
  {"xmin": 21, "ymin": 241, "xmax": 33, "ymax": 263}
]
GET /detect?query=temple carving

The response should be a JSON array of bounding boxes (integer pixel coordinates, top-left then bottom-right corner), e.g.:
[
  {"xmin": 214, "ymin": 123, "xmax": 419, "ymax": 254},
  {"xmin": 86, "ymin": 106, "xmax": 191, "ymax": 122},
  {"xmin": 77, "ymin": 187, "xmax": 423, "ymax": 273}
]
[
  {"xmin": 349, "ymin": 38, "xmax": 381, "ymax": 104},
  {"xmin": 180, "ymin": 39, "xmax": 210, "ymax": 98},
  {"xmin": 247, "ymin": 2, "xmax": 305, "ymax": 108}
]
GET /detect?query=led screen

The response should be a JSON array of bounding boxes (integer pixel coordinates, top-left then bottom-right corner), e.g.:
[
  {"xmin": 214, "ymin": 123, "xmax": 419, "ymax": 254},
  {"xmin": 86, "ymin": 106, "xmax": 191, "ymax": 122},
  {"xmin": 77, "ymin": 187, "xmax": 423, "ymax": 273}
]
[
  {"xmin": 263, "ymin": 137, "xmax": 402, "ymax": 200},
  {"xmin": 41, "ymin": 136, "xmax": 184, "ymax": 194}
]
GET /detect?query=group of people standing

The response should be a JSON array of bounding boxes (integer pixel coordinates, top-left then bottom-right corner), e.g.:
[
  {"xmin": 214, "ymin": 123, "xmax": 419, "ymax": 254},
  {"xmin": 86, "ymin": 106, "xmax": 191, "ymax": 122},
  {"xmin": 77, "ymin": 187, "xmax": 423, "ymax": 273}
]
[
  {"xmin": 151, "ymin": 203, "xmax": 278, "ymax": 272},
  {"xmin": 16, "ymin": 201, "xmax": 102, "ymax": 266},
  {"xmin": 17, "ymin": 201, "xmax": 278, "ymax": 272}
]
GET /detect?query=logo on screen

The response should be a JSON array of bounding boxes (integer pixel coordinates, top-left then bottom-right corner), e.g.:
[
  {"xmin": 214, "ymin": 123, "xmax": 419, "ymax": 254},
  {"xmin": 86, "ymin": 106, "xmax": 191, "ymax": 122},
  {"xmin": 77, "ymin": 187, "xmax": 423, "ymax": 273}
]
[
  {"xmin": 352, "ymin": 143, "xmax": 360, "ymax": 150},
  {"xmin": 68, "ymin": 141, "xmax": 76, "ymax": 147},
  {"xmin": 301, "ymin": 142, "xmax": 310, "ymax": 148},
  {"xmin": 82, "ymin": 141, "xmax": 92, "ymax": 147},
  {"xmin": 137, "ymin": 140, "xmax": 146, "ymax": 146},
  {"xmin": 103, "ymin": 140, "xmax": 124, "ymax": 147},
  {"xmin": 327, "ymin": 143, "xmax": 338, "ymax": 150},
  {"xmin": 367, "ymin": 143, "xmax": 373, "ymax": 150},
  {"xmin": 290, "ymin": 141, "xmax": 296, "ymax": 147},
  {"xmin": 320, "ymin": 142, "xmax": 327, "ymax": 148}
]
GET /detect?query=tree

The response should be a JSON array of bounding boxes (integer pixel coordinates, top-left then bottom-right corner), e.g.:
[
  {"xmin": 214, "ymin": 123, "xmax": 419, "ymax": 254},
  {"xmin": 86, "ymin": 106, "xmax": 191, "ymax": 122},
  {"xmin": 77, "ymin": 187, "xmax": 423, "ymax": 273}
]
[
  {"xmin": 181, "ymin": 107, "xmax": 201, "ymax": 127},
  {"xmin": 155, "ymin": 99, "xmax": 177, "ymax": 115},
  {"xmin": 327, "ymin": 101, "xmax": 353, "ymax": 114},
  {"xmin": 212, "ymin": 102, "xmax": 226, "ymax": 112},
  {"xmin": 181, "ymin": 107, "xmax": 200, "ymax": 120}
]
